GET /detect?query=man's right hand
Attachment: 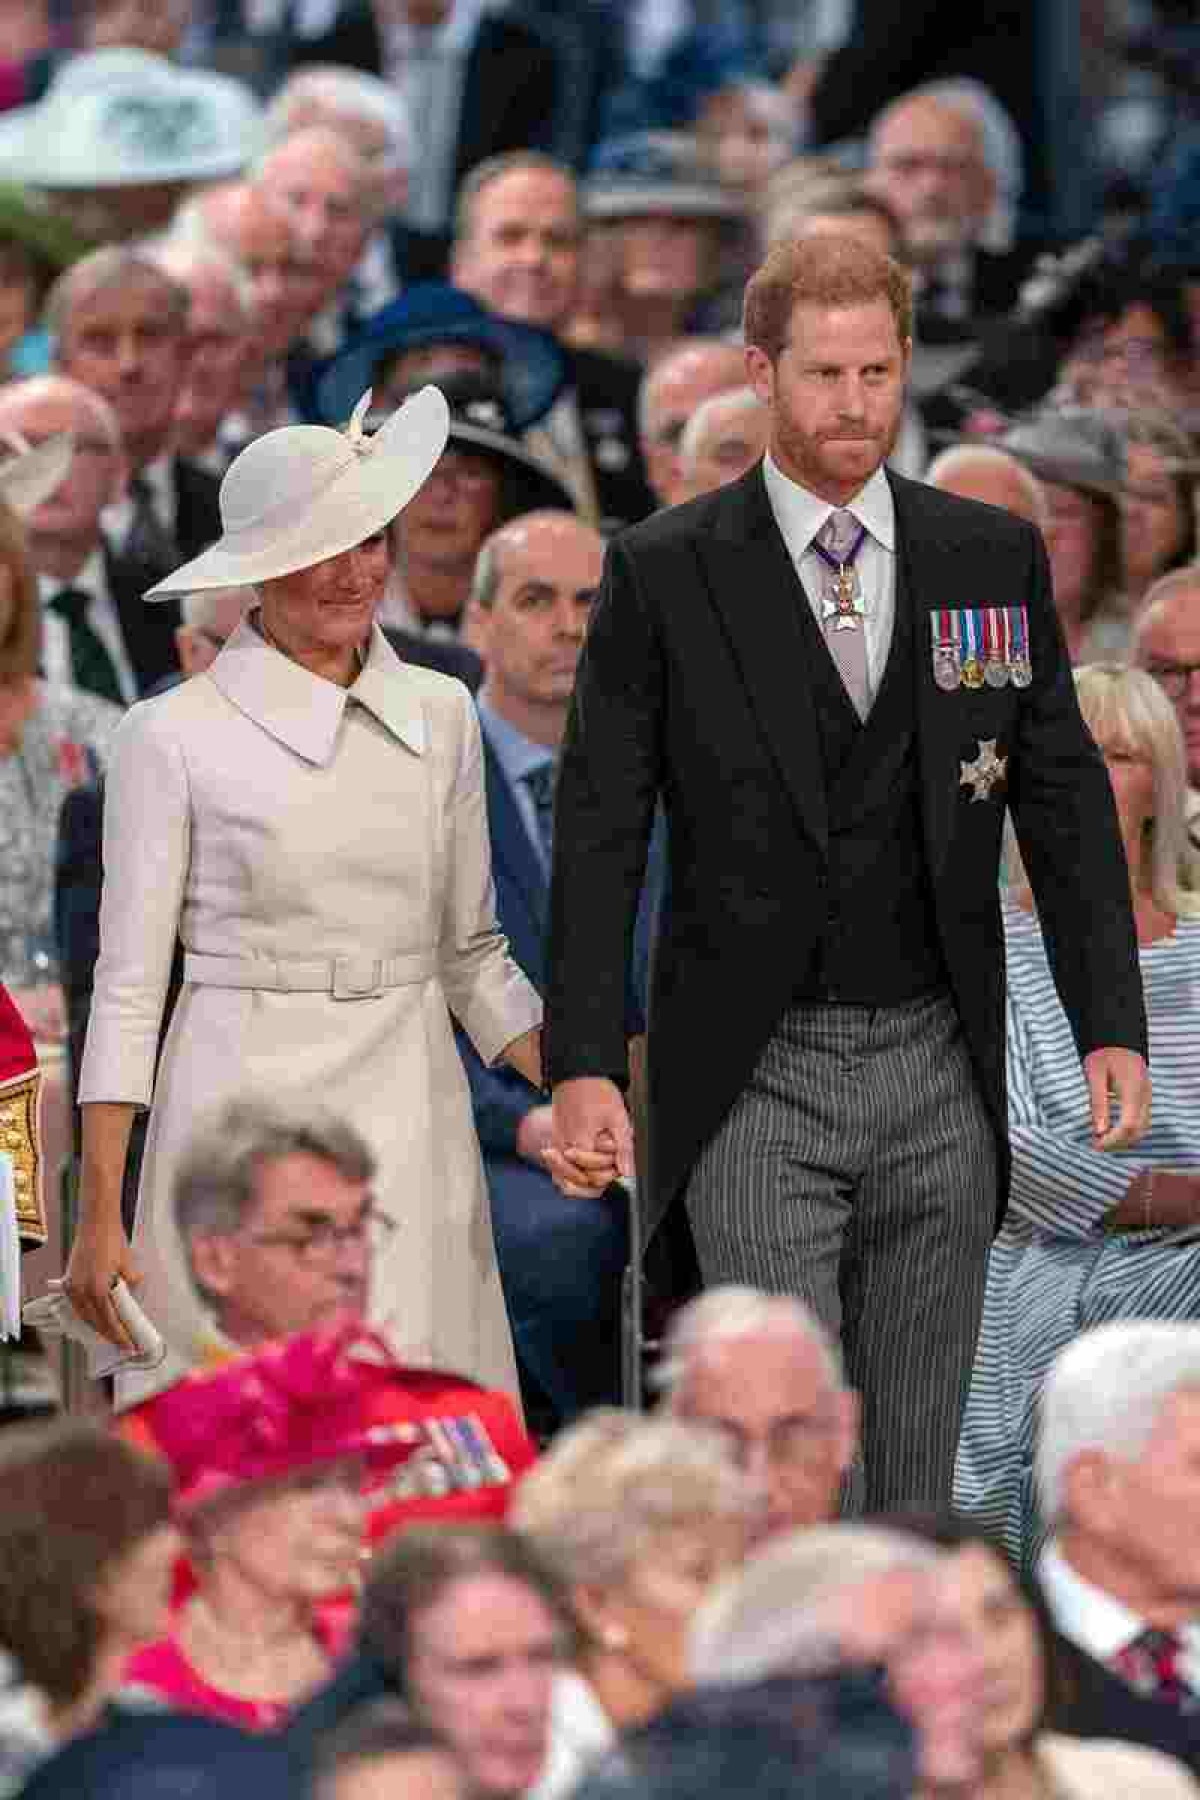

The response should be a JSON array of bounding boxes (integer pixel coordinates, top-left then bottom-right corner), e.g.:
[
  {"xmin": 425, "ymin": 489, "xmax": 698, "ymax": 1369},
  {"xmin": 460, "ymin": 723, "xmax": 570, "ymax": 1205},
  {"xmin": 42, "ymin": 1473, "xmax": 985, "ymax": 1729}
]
[{"xmin": 545, "ymin": 1076, "xmax": 634, "ymax": 1198}]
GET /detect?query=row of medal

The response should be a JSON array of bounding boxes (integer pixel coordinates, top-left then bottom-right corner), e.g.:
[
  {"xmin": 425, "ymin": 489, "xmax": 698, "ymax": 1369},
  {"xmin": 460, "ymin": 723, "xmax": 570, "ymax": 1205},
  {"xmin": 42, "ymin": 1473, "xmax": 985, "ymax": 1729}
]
[{"xmin": 931, "ymin": 606, "xmax": 1032, "ymax": 692}]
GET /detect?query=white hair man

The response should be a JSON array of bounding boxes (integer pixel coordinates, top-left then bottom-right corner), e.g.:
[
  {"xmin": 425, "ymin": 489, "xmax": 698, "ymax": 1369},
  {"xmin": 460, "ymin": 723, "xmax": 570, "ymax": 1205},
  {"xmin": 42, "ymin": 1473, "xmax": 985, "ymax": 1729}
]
[
  {"xmin": 254, "ymin": 126, "xmax": 372, "ymax": 354},
  {"xmin": 865, "ymin": 85, "xmax": 1032, "ymax": 331},
  {"xmin": 926, "ymin": 444, "xmax": 1048, "ymax": 531},
  {"xmin": 147, "ymin": 242, "xmax": 256, "ymax": 475},
  {"xmin": 689, "ymin": 1523, "xmax": 984, "ymax": 1791},
  {"xmin": 658, "ymin": 1286, "xmax": 858, "ymax": 1544},
  {"xmin": 638, "ymin": 338, "xmax": 748, "ymax": 509},
  {"xmin": 1035, "ymin": 1322, "xmax": 1200, "ymax": 1768},
  {"xmin": 678, "ymin": 388, "xmax": 770, "ymax": 501}
]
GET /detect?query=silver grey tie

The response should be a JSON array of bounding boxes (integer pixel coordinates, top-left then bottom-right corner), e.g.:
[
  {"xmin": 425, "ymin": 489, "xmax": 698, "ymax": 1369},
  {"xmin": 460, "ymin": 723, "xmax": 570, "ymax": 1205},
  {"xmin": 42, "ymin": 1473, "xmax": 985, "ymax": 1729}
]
[{"xmin": 818, "ymin": 509, "xmax": 871, "ymax": 721}]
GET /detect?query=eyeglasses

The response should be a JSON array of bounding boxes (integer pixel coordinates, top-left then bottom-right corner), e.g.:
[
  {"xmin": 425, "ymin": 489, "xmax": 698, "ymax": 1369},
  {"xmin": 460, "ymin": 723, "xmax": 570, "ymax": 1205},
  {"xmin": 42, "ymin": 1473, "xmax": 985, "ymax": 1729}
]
[
  {"xmin": 241, "ymin": 1202, "xmax": 394, "ymax": 1262},
  {"xmin": 1144, "ymin": 659, "xmax": 1200, "ymax": 701}
]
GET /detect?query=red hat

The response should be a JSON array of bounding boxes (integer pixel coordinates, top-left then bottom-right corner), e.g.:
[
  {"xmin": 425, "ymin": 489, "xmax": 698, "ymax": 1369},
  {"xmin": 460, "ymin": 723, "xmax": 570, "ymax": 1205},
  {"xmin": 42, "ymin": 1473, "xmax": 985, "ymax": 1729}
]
[
  {"xmin": 145, "ymin": 1318, "xmax": 426, "ymax": 1515},
  {"xmin": 0, "ymin": 984, "xmax": 43, "ymax": 1249}
]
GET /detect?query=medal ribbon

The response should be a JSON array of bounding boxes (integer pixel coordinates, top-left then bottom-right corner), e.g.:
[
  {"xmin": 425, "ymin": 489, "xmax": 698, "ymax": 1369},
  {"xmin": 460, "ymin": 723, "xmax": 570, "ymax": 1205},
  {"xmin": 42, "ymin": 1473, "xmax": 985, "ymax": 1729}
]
[
  {"xmin": 983, "ymin": 610, "xmax": 998, "ymax": 664},
  {"xmin": 811, "ymin": 520, "xmax": 868, "ymax": 579},
  {"xmin": 1010, "ymin": 607, "xmax": 1028, "ymax": 661}
]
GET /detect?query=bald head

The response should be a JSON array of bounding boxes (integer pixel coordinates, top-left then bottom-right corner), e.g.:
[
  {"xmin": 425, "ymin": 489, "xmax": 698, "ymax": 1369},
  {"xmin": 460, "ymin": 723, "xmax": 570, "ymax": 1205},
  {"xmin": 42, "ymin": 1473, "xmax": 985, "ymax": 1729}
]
[
  {"xmin": 1132, "ymin": 569, "xmax": 1200, "ymax": 786},
  {"xmin": 679, "ymin": 387, "xmax": 769, "ymax": 498},
  {"xmin": 470, "ymin": 510, "xmax": 601, "ymax": 736},
  {"xmin": 0, "ymin": 375, "xmax": 125, "ymax": 567},
  {"xmin": 867, "ymin": 91, "xmax": 994, "ymax": 263},
  {"xmin": 926, "ymin": 445, "xmax": 1047, "ymax": 530},
  {"xmin": 255, "ymin": 126, "xmax": 370, "ymax": 288},
  {"xmin": 0, "ymin": 374, "xmax": 120, "ymax": 451},
  {"xmin": 640, "ymin": 338, "xmax": 749, "ymax": 507}
]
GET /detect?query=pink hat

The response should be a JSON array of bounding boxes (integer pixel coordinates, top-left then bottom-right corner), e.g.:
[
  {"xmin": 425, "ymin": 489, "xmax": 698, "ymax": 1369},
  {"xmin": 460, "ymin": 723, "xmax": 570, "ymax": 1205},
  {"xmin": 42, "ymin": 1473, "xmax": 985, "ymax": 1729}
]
[{"xmin": 145, "ymin": 1318, "xmax": 423, "ymax": 1515}]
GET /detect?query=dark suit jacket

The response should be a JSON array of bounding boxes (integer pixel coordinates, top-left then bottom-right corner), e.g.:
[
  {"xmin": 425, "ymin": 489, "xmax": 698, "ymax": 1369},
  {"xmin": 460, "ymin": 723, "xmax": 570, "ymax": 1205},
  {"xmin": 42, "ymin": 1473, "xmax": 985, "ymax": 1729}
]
[
  {"xmin": 462, "ymin": 729, "xmax": 661, "ymax": 1159},
  {"xmin": 382, "ymin": 628, "xmax": 482, "ymax": 692},
  {"xmin": 1047, "ymin": 1627, "xmax": 1200, "ymax": 1773},
  {"xmin": 290, "ymin": 9, "xmax": 559, "ymax": 197},
  {"xmin": 543, "ymin": 464, "xmax": 1146, "ymax": 1228},
  {"xmin": 103, "ymin": 538, "xmax": 182, "ymax": 698},
  {"xmin": 171, "ymin": 457, "xmax": 222, "ymax": 565},
  {"xmin": 569, "ymin": 346, "xmax": 657, "ymax": 531}
]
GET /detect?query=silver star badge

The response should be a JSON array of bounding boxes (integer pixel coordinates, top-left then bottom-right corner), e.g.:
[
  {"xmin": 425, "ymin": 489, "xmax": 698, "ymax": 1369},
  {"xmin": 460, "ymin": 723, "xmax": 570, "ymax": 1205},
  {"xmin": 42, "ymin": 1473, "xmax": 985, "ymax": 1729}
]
[{"xmin": 959, "ymin": 738, "xmax": 1008, "ymax": 803}]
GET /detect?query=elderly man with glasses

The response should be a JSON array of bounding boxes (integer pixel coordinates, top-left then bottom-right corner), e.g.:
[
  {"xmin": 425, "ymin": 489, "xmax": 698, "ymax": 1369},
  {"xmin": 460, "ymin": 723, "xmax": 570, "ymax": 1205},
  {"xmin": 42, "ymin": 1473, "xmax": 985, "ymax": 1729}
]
[
  {"xmin": 1132, "ymin": 567, "xmax": 1200, "ymax": 873},
  {"xmin": 116, "ymin": 1095, "xmax": 536, "ymax": 1540}
]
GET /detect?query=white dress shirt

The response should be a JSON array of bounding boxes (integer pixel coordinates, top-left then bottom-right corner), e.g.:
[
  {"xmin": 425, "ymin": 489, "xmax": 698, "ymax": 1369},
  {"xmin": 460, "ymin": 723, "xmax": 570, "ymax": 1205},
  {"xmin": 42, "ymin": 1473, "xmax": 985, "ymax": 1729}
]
[
  {"xmin": 1039, "ymin": 1540, "xmax": 1200, "ymax": 1695},
  {"xmin": 761, "ymin": 452, "xmax": 896, "ymax": 699},
  {"xmin": 101, "ymin": 453, "xmax": 177, "ymax": 552},
  {"xmin": 38, "ymin": 547, "xmax": 139, "ymax": 706},
  {"xmin": 531, "ymin": 1672, "xmax": 617, "ymax": 1800}
]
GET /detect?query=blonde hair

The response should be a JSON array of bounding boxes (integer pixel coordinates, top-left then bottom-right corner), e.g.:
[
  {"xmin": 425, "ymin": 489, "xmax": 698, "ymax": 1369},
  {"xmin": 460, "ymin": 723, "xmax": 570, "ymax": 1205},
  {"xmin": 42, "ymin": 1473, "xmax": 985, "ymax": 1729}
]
[
  {"xmin": 0, "ymin": 498, "xmax": 41, "ymax": 679},
  {"xmin": 1075, "ymin": 662, "xmax": 1200, "ymax": 917},
  {"xmin": 511, "ymin": 1408, "xmax": 750, "ymax": 1590}
]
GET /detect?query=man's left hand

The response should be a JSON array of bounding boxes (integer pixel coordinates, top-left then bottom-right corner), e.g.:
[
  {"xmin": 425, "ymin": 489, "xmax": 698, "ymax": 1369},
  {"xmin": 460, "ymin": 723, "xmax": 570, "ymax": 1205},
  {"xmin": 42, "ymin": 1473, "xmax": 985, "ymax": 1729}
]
[{"xmin": 1084, "ymin": 1047, "xmax": 1151, "ymax": 1149}]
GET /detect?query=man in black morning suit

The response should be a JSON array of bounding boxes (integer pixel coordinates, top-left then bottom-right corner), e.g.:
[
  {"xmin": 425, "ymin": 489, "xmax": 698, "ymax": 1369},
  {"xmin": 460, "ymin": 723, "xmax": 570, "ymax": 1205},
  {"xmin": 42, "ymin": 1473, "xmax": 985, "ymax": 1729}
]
[{"xmin": 542, "ymin": 236, "xmax": 1150, "ymax": 1512}]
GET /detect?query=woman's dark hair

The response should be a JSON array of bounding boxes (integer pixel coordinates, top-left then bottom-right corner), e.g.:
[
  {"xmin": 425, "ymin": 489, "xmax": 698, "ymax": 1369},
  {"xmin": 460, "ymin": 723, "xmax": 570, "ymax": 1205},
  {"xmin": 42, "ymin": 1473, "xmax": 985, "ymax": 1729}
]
[
  {"xmin": 361, "ymin": 1523, "xmax": 577, "ymax": 1682},
  {"xmin": 313, "ymin": 1698, "xmax": 451, "ymax": 1798},
  {"xmin": 0, "ymin": 1422, "xmax": 173, "ymax": 1707},
  {"xmin": 880, "ymin": 1513, "xmax": 1071, "ymax": 1727},
  {"xmin": 1029, "ymin": 255, "xmax": 1194, "ymax": 360}
]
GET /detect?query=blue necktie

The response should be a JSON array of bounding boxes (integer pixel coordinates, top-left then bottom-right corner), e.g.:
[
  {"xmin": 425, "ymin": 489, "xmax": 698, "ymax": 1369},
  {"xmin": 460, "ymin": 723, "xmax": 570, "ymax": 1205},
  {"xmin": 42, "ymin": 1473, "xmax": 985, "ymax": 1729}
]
[{"xmin": 524, "ymin": 761, "xmax": 557, "ymax": 863}]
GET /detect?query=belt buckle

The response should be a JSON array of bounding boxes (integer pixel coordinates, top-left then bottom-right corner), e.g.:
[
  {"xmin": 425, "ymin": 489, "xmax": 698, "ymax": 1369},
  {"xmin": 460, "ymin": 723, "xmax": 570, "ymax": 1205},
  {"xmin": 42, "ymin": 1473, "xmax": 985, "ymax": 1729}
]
[{"xmin": 332, "ymin": 956, "xmax": 384, "ymax": 1001}]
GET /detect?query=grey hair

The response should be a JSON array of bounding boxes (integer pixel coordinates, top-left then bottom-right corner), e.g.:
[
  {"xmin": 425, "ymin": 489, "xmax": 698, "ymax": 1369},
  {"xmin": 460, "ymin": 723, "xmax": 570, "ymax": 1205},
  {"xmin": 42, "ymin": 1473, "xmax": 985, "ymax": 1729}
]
[
  {"xmin": 0, "ymin": 373, "xmax": 122, "ymax": 451},
  {"xmin": 688, "ymin": 1524, "xmax": 939, "ymax": 1685},
  {"xmin": 511, "ymin": 1408, "xmax": 751, "ymax": 1590},
  {"xmin": 145, "ymin": 238, "xmax": 257, "ymax": 325},
  {"xmin": 453, "ymin": 151, "xmax": 578, "ymax": 249},
  {"xmin": 1135, "ymin": 563, "xmax": 1200, "ymax": 636},
  {"xmin": 263, "ymin": 65, "xmax": 413, "ymax": 174},
  {"xmin": 254, "ymin": 125, "xmax": 369, "ymax": 211},
  {"xmin": 173, "ymin": 1094, "xmax": 376, "ymax": 1244},
  {"xmin": 1036, "ymin": 1322, "xmax": 1200, "ymax": 1526},
  {"xmin": 925, "ymin": 444, "xmax": 1049, "ymax": 530},
  {"xmin": 1073, "ymin": 662, "xmax": 1200, "ymax": 917},
  {"xmin": 180, "ymin": 587, "xmax": 247, "ymax": 632},
  {"xmin": 679, "ymin": 387, "xmax": 766, "ymax": 474},
  {"xmin": 656, "ymin": 1285, "xmax": 845, "ymax": 1402},
  {"xmin": 43, "ymin": 247, "xmax": 189, "ymax": 343}
]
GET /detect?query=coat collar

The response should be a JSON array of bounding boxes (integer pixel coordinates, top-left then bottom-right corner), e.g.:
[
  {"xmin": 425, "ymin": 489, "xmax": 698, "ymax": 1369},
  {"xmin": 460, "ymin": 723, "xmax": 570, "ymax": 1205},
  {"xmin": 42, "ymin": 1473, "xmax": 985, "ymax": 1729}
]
[{"xmin": 207, "ymin": 614, "xmax": 428, "ymax": 766}]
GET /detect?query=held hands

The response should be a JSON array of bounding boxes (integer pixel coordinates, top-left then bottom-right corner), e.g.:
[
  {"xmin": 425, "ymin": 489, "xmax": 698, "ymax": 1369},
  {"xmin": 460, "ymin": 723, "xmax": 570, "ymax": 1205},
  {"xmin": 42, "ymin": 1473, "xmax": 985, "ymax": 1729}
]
[
  {"xmin": 544, "ymin": 1076, "xmax": 634, "ymax": 1197},
  {"xmin": 1084, "ymin": 1047, "xmax": 1151, "ymax": 1150}
]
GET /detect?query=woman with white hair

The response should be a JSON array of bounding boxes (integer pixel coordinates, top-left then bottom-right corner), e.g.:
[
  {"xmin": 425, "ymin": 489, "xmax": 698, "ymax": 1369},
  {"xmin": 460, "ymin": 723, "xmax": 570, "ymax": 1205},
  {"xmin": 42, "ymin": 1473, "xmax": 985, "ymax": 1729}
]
[
  {"xmin": 513, "ymin": 1410, "xmax": 751, "ymax": 1798},
  {"xmin": 62, "ymin": 389, "xmax": 542, "ymax": 1400},
  {"xmin": 954, "ymin": 664, "xmax": 1200, "ymax": 1573}
]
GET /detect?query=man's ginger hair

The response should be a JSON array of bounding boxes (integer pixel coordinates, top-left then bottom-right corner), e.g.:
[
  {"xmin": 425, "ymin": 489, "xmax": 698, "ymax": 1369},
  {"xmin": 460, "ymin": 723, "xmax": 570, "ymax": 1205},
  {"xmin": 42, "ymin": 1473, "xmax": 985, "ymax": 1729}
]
[{"xmin": 743, "ymin": 234, "xmax": 912, "ymax": 363}]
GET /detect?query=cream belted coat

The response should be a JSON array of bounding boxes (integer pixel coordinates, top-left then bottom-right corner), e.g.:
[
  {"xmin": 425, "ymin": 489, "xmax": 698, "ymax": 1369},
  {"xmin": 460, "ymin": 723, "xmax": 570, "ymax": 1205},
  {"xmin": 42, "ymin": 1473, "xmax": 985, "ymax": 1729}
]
[{"xmin": 79, "ymin": 618, "xmax": 542, "ymax": 1405}]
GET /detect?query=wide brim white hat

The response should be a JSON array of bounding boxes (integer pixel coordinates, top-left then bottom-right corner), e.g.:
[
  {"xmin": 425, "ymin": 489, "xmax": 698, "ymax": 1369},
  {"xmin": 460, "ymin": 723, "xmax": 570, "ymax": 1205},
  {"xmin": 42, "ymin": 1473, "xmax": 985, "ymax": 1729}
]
[
  {"xmin": 0, "ymin": 49, "xmax": 263, "ymax": 188},
  {"xmin": 0, "ymin": 431, "xmax": 74, "ymax": 515},
  {"xmin": 145, "ymin": 386, "xmax": 450, "ymax": 598}
]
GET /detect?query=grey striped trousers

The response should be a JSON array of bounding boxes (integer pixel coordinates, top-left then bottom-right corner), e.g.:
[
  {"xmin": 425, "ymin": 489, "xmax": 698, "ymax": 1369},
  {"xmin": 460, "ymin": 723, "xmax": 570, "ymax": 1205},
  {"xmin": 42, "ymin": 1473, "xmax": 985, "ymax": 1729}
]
[{"xmin": 686, "ymin": 991, "xmax": 997, "ymax": 1514}]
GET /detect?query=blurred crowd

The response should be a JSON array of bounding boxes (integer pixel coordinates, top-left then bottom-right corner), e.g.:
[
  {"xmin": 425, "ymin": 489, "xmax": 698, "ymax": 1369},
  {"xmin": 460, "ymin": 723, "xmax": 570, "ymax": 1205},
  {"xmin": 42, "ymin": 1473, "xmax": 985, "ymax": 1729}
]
[{"xmin": 0, "ymin": 0, "xmax": 1198, "ymax": 1795}]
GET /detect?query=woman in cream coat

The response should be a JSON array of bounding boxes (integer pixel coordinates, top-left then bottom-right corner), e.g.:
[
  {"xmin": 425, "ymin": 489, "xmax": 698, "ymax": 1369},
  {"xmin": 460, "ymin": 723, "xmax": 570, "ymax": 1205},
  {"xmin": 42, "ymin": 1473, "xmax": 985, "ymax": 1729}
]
[{"xmin": 63, "ymin": 389, "xmax": 543, "ymax": 1401}]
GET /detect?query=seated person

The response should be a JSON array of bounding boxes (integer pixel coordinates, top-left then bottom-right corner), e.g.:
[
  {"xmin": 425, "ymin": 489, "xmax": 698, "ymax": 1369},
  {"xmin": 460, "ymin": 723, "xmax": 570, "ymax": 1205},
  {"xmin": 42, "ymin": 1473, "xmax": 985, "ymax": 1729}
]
[
  {"xmin": 460, "ymin": 512, "xmax": 663, "ymax": 1432},
  {"xmin": 954, "ymin": 666, "xmax": 1200, "ymax": 1572},
  {"xmin": 1033, "ymin": 1322, "xmax": 1200, "ymax": 1776},
  {"xmin": 117, "ymin": 1097, "xmax": 537, "ymax": 1543}
]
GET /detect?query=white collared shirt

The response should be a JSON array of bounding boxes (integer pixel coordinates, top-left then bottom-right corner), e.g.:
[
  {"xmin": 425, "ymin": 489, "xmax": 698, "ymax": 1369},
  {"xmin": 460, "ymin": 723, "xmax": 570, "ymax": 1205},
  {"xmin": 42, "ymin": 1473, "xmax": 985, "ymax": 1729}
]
[
  {"xmin": 101, "ymin": 453, "xmax": 177, "ymax": 552},
  {"xmin": 761, "ymin": 451, "xmax": 896, "ymax": 698},
  {"xmin": 1039, "ymin": 1540, "xmax": 1200, "ymax": 1694},
  {"xmin": 38, "ymin": 547, "xmax": 139, "ymax": 706}
]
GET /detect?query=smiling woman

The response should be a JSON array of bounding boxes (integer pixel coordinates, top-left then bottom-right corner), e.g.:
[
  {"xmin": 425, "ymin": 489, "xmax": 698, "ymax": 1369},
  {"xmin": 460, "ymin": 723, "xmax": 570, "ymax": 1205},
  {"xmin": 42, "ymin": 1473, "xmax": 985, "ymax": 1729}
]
[{"xmin": 64, "ymin": 388, "xmax": 544, "ymax": 1403}]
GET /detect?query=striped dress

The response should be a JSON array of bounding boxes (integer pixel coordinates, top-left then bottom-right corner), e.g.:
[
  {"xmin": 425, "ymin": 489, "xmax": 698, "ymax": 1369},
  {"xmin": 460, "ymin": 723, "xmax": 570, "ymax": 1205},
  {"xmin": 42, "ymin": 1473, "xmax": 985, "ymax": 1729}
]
[{"xmin": 953, "ymin": 902, "xmax": 1200, "ymax": 1573}]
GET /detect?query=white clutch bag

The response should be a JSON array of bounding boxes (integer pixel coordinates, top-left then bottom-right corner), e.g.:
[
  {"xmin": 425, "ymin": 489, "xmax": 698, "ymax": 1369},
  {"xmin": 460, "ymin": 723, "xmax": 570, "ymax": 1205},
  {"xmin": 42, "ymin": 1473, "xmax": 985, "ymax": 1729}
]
[{"xmin": 23, "ymin": 1278, "xmax": 166, "ymax": 1380}]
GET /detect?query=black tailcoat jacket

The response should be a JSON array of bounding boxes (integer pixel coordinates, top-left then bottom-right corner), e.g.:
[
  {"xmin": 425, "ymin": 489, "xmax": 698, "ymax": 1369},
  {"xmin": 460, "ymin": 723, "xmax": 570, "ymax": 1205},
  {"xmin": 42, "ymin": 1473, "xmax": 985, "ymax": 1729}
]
[{"xmin": 543, "ymin": 464, "xmax": 1147, "ymax": 1236}]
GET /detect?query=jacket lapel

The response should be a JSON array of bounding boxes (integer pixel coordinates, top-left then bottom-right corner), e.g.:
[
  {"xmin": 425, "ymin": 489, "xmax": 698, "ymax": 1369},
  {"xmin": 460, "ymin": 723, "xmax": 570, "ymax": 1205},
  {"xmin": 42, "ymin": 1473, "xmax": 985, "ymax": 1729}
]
[
  {"xmin": 480, "ymin": 731, "xmax": 547, "ymax": 947},
  {"xmin": 890, "ymin": 472, "xmax": 964, "ymax": 881},
  {"xmin": 697, "ymin": 467, "xmax": 827, "ymax": 852}
]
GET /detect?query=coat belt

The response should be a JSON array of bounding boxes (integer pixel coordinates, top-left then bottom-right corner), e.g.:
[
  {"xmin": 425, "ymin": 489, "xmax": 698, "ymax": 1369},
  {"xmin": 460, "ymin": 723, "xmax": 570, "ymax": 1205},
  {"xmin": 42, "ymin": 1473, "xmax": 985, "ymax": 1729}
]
[{"xmin": 183, "ymin": 950, "xmax": 438, "ymax": 1000}]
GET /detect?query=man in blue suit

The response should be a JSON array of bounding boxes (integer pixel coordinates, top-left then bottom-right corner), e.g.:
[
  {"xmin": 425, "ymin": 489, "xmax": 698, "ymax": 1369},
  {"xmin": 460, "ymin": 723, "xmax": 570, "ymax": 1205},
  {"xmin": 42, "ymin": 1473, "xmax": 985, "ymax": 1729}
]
[{"xmin": 459, "ymin": 509, "xmax": 650, "ymax": 1432}]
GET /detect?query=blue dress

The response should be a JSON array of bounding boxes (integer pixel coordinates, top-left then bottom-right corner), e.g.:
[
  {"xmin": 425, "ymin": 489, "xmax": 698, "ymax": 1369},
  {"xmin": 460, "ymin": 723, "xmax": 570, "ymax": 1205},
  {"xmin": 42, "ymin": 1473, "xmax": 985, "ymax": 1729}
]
[{"xmin": 953, "ymin": 902, "xmax": 1200, "ymax": 1572}]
